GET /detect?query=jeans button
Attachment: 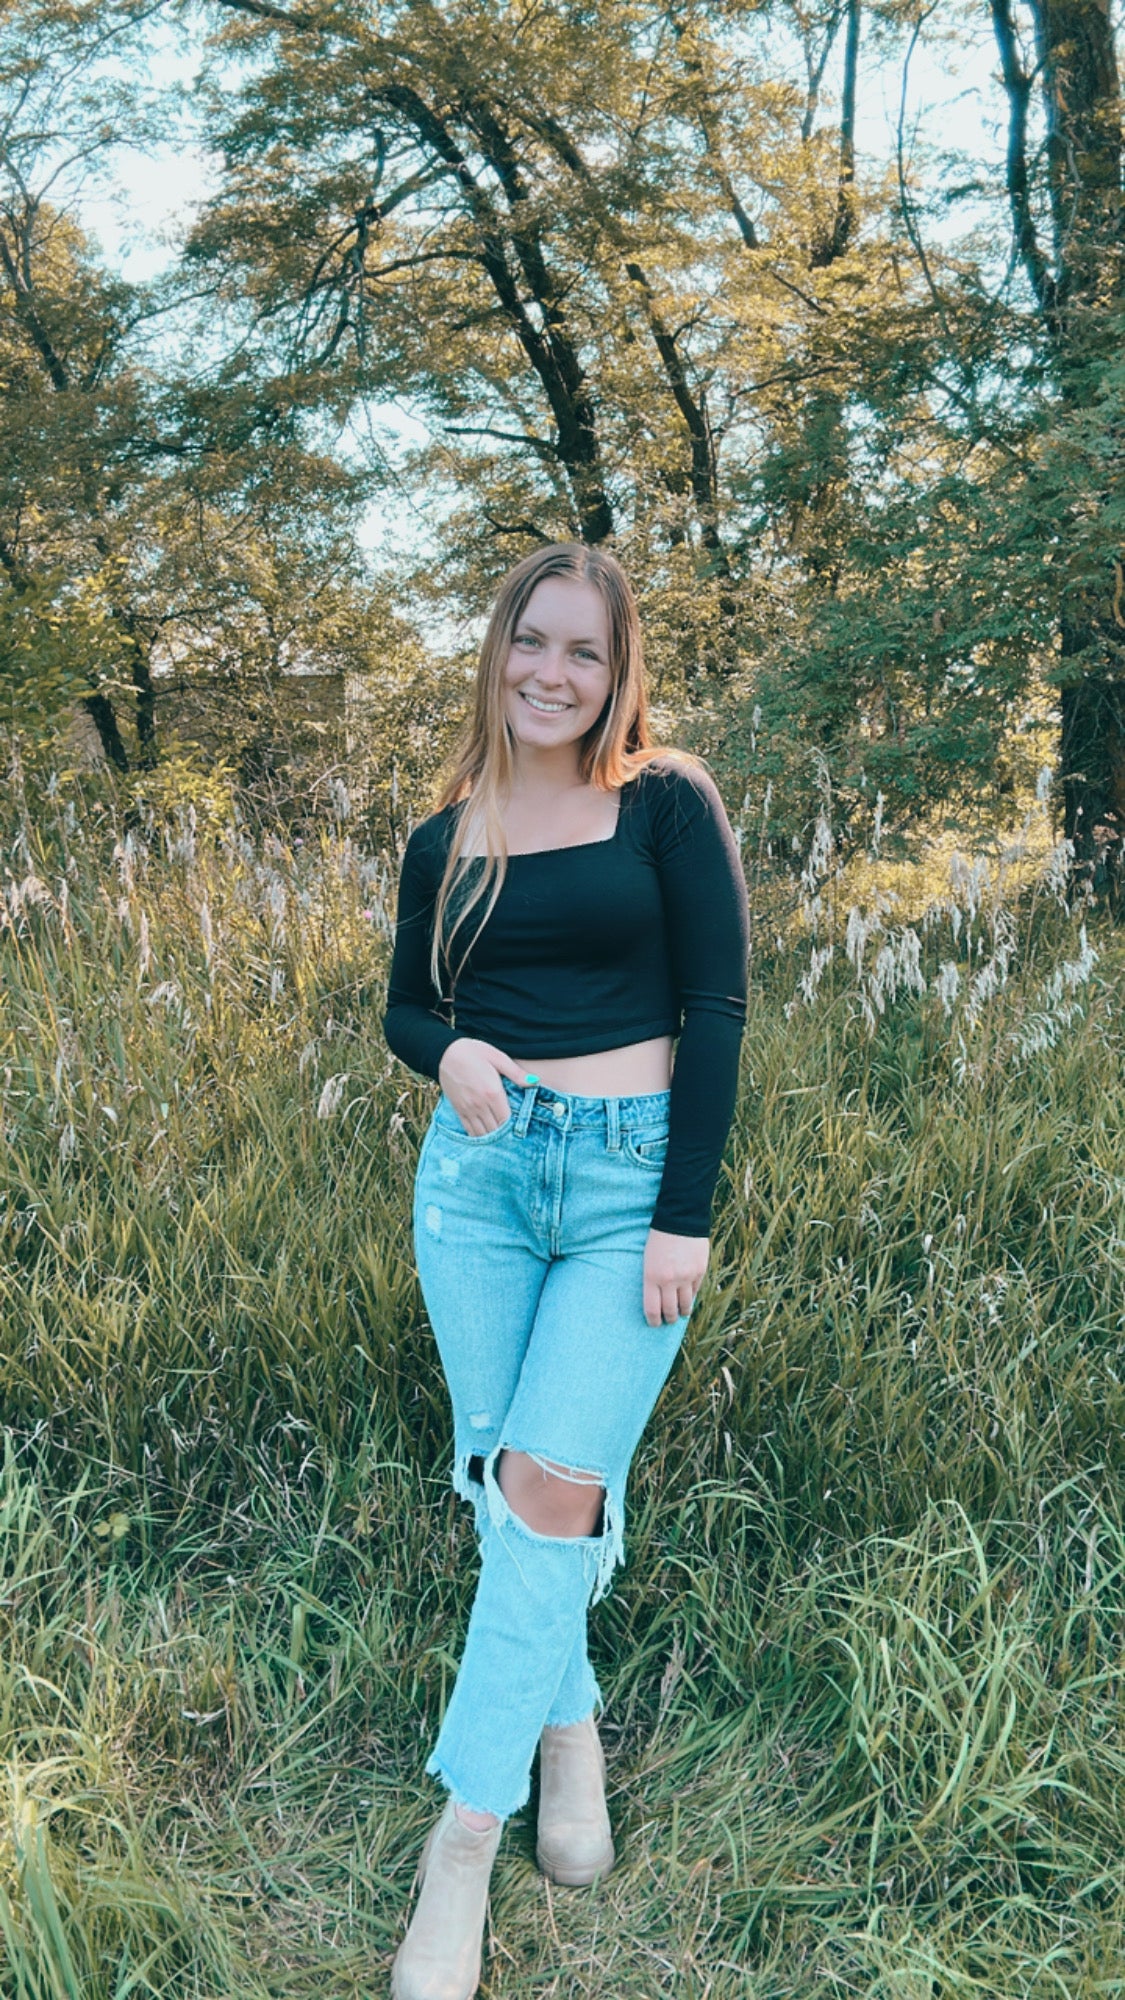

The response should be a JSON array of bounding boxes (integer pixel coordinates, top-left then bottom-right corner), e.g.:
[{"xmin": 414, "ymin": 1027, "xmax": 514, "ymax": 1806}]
[{"xmin": 552, "ymin": 1101, "xmax": 566, "ymax": 1120}]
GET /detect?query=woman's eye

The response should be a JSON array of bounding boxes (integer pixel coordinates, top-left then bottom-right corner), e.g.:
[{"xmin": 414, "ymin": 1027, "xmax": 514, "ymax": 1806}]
[{"xmin": 515, "ymin": 633, "xmax": 539, "ymax": 648}]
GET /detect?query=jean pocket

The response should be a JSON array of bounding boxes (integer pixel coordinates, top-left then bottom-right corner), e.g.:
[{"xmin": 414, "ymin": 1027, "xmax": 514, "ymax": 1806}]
[
  {"xmin": 434, "ymin": 1098, "xmax": 514, "ymax": 1144},
  {"xmin": 622, "ymin": 1129, "xmax": 668, "ymax": 1170}
]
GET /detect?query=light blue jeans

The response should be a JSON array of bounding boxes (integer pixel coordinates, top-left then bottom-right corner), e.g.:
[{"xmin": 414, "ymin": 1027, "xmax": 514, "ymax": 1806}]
[{"xmin": 412, "ymin": 1075, "xmax": 694, "ymax": 1820}]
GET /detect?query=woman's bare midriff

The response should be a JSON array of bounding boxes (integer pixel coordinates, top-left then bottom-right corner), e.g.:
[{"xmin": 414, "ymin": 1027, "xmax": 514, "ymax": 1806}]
[{"xmin": 512, "ymin": 1034, "xmax": 673, "ymax": 1097}]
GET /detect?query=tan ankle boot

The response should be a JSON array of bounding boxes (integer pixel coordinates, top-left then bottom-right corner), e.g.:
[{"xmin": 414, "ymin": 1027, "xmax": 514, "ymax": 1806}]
[
  {"xmin": 536, "ymin": 1715, "xmax": 616, "ymax": 1886},
  {"xmin": 391, "ymin": 1800, "xmax": 502, "ymax": 2000}
]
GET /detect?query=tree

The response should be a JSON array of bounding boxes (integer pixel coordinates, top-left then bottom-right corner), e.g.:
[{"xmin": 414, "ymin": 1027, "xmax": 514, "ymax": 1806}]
[
  {"xmin": 183, "ymin": 0, "xmax": 889, "ymax": 710},
  {"xmin": 991, "ymin": 0, "xmax": 1125, "ymax": 906},
  {"xmin": 0, "ymin": 0, "xmax": 389, "ymax": 773},
  {"xmin": 0, "ymin": 0, "xmax": 161, "ymax": 762}
]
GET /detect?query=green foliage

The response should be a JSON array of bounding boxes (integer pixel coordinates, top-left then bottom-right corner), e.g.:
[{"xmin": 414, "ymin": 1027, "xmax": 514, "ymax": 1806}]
[
  {"xmin": 1, "ymin": 785, "xmax": 1124, "ymax": 1992},
  {"xmin": 4, "ymin": 0, "xmax": 1123, "ymax": 848},
  {"xmin": 0, "ymin": 562, "xmax": 130, "ymax": 751},
  {"xmin": 0, "ymin": 0, "xmax": 393, "ymax": 776},
  {"xmin": 123, "ymin": 748, "xmax": 241, "ymax": 837}
]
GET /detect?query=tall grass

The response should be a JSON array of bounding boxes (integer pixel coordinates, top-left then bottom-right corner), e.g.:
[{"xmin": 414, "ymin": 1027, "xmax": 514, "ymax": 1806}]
[{"xmin": 1, "ymin": 770, "xmax": 1124, "ymax": 1996}]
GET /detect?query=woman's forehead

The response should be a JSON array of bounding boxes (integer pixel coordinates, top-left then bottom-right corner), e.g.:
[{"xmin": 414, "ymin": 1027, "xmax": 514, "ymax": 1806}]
[{"xmin": 519, "ymin": 574, "xmax": 608, "ymax": 638}]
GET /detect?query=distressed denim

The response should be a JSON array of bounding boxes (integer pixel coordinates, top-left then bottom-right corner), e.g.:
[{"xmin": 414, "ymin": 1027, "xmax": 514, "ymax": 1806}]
[{"xmin": 412, "ymin": 1074, "xmax": 694, "ymax": 1820}]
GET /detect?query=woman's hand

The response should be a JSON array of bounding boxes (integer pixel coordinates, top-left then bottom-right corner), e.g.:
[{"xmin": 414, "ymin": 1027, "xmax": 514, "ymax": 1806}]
[
  {"xmin": 437, "ymin": 1038, "xmax": 533, "ymax": 1136},
  {"xmin": 643, "ymin": 1229, "xmax": 709, "ymax": 1328}
]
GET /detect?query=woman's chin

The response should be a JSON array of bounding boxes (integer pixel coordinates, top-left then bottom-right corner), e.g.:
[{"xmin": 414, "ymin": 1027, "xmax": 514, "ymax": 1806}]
[{"xmin": 509, "ymin": 715, "xmax": 584, "ymax": 750}]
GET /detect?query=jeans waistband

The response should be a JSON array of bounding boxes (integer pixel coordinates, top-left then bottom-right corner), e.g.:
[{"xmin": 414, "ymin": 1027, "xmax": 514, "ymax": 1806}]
[{"xmin": 499, "ymin": 1075, "xmax": 670, "ymax": 1137}]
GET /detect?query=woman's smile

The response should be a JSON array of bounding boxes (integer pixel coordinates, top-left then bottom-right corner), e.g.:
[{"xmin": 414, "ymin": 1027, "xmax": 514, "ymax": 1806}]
[{"xmin": 520, "ymin": 691, "xmax": 574, "ymax": 714}]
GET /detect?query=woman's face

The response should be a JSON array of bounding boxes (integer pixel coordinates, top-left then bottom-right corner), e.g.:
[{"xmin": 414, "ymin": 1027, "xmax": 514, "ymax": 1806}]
[{"xmin": 502, "ymin": 576, "xmax": 613, "ymax": 762}]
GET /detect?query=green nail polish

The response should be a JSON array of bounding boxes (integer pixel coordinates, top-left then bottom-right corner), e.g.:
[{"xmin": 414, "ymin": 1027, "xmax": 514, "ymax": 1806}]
[{"xmin": 525, "ymin": 1073, "xmax": 540, "ymax": 1085}]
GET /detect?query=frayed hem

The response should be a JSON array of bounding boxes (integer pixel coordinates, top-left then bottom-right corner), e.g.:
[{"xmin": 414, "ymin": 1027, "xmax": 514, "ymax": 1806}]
[
  {"xmin": 452, "ymin": 1450, "xmax": 477, "ymax": 1505},
  {"xmin": 425, "ymin": 1755, "xmax": 522, "ymax": 1822},
  {"xmin": 452, "ymin": 1449, "xmax": 490, "ymax": 1538},
  {"xmin": 541, "ymin": 1703, "xmax": 600, "ymax": 1732}
]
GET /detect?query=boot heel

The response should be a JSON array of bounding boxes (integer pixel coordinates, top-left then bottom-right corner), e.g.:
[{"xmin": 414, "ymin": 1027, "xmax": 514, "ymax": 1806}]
[{"xmin": 536, "ymin": 1715, "xmax": 615, "ymax": 1887}]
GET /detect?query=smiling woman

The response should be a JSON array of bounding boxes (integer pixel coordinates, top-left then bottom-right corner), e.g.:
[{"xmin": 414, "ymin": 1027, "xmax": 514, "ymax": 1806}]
[
  {"xmin": 507, "ymin": 578, "xmax": 611, "ymax": 724},
  {"xmin": 381, "ymin": 543, "xmax": 749, "ymax": 2000}
]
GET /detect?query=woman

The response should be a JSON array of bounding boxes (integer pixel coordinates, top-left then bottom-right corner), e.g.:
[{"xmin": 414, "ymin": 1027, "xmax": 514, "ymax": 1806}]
[{"xmin": 382, "ymin": 542, "xmax": 748, "ymax": 2000}]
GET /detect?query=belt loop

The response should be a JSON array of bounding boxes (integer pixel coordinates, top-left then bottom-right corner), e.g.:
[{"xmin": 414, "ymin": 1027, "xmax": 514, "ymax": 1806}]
[
  {"xmin": 515, "ymin": 1083, "xmax": 538, "ymax": 1138},
  {"xmin": 605, "ymin": 1096, "xmax": 621, "ymax": 1152}
]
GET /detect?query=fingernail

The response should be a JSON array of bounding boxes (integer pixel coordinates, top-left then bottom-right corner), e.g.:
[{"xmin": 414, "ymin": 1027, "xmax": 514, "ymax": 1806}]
[{"xmin": 524, "ymin": 1073, "xmax": 540, "ymax": 1085}]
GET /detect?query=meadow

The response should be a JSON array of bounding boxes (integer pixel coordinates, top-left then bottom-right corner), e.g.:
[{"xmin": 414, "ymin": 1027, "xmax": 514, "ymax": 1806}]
[{"xmin": 1, "ymin": 770, "xmax": 1124, "ymax": 1998}]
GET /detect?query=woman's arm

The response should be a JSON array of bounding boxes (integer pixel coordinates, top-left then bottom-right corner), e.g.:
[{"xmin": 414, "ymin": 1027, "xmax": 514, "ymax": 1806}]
[
  {"xmin": 382, "ymin": 819, "xmax": 467, "ymax": 1081},
  {"xmin": 639, "ymin": 761, "xmax": 747, "ymax": 1327},
  {"xmin": 649, "ymin": 761, "xmax": 750, "ymax": 1240}
]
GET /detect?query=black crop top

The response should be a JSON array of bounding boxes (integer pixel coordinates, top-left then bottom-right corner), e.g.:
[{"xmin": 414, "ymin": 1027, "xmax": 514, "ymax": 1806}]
[{"xmin": 383, "ymin": 757, "xmax": 749, "ymax": 1235}]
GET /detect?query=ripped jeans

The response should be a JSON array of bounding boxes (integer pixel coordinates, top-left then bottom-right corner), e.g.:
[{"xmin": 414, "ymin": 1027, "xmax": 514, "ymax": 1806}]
[{"xmin": 412, "ymin": 1075, "xmax": 693, "ymax": 1820}]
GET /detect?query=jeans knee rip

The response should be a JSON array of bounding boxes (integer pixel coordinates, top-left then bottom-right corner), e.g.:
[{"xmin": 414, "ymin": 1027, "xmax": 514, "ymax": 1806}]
[{"xmin": 480, "ymin": 1442, "xmax": 624, "ymax": 1606}]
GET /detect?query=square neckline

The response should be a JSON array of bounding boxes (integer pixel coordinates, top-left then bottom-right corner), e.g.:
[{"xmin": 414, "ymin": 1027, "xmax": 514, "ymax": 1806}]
[{"xmin": 466, "ymin": 785, "xmax": 626, "ymax": 860}]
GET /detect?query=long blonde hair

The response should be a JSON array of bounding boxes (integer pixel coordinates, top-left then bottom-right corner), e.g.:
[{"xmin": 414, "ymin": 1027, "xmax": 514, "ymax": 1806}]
[{"xmin": 427, "ymin": 543, "xmax": 689, "ymax": 995}]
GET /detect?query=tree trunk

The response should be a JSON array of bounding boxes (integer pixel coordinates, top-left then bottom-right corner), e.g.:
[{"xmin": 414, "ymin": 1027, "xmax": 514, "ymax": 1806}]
[
  {"xmin": 993, "ymin": 0, "xmax": 1124, "ymax": 907},
  {"xmin": 1060, "ymin": 660, "xmax": 1125, "ymax": 913},
  {"xmin": 1033, "ymin": 0, "xmax": 1123, "ymax": 307},
  {"xmin": 1035, "ymin": 0, "xmax": 1124, "ymax": 906},
  {"xmin": 132, "ymin": 649, "xmax": 158, "ymax": 766},
  {"xmin": 83, "ymin": 692, "xmax": 130, "ymax": 770},
  {"xmin": 811, "ymin": 0, "xmax": 860, "ymax": 267},
  {"xmin": 381, "ymin": 84, "xmax": 615, "ymax": 545}
]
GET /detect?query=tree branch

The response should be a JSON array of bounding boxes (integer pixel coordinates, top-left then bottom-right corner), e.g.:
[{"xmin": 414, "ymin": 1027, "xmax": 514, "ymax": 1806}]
[
  {"xmin": 503, "ymin": 96, "xmax": 734, "ymax": 557},
  {"xmin": 811, "ymin": 0, "xmax": 861, "ymax": 267},
  {"xmin": 444, "ymin": 424, "xmax": 558, "ymax": 459},
  {"xmin": 624, "ymin": 259, "xmax": 727, "ymax": 570},
  {"xmin": 377, "ymin": 82, "xmax": 613, "ymax": 540},
  {"xmin": 482, "ymin": 511, "xmax": 552, "ymax": 542},
  {"xmin": 0, "ymin": 225, "xmax": 69, "ymax": 390},
  {"xmin": 800, "ymin": 3, "xmax": 846, "ymax": 142},
  {"xmin": 990, "ymin": 0, "xmax": 1058, "ymax": 321},
  {"xmin": 213, "ymin": 0, "xmax": 323, "ymax": 30},
  {"xmin": 896, "ymin": 8, "xmax": 959, "ymax": 355}
]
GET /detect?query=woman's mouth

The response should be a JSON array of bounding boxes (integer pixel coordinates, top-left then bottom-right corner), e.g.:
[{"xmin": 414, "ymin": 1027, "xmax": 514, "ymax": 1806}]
[{"xmin": 520, "ymin": 691, "xmax": 573, "ymax": 713}]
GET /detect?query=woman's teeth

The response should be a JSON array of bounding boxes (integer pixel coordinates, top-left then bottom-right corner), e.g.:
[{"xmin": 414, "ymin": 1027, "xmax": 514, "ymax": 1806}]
[{"xmin": 521, "ymin": 693, "xmax": 571, "ymax": 712}]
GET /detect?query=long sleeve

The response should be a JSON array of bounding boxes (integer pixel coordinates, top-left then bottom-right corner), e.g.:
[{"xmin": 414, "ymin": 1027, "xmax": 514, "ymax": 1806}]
[
  {"xmin": 648, "ymin": 764, "xmax": 749, "ymax": 1236},
  {"xmin": 383, "ymin": 816, "xmax": 466, "ymax": 1083}
]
